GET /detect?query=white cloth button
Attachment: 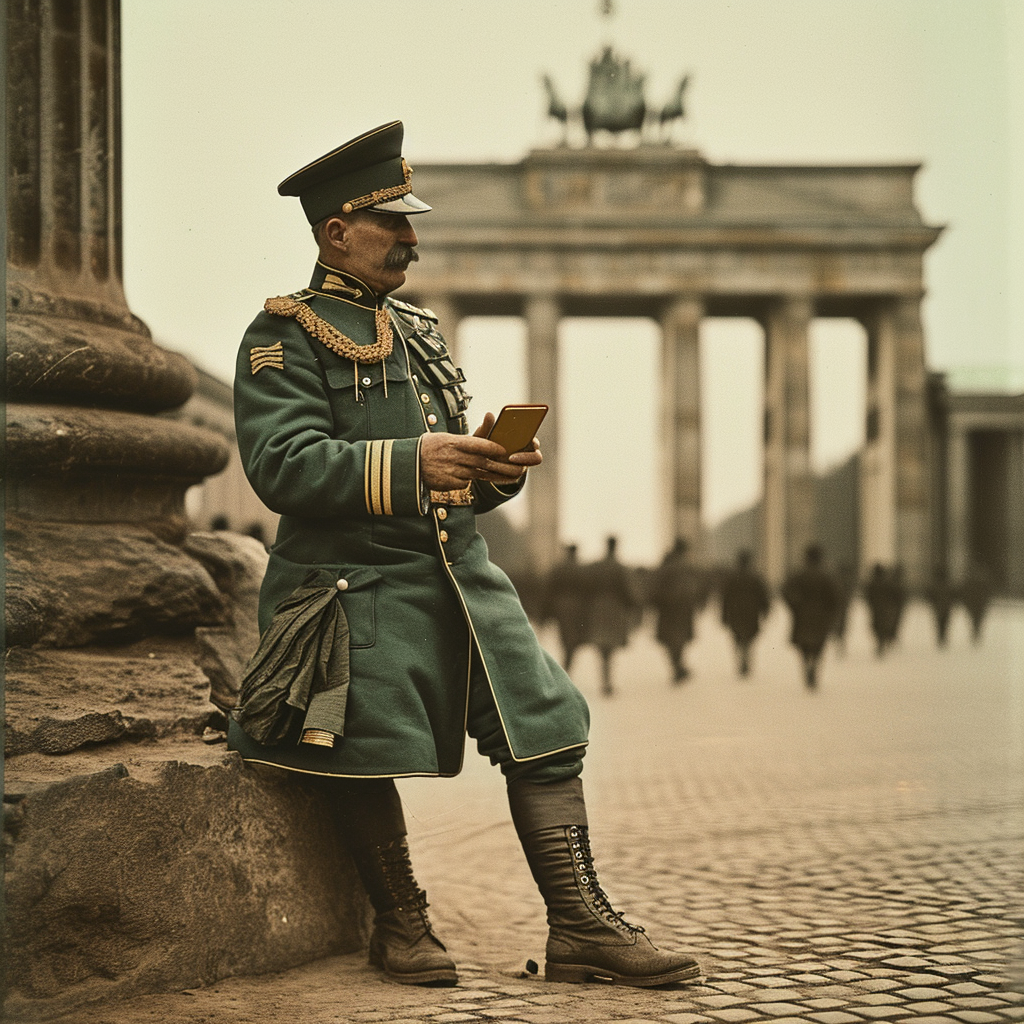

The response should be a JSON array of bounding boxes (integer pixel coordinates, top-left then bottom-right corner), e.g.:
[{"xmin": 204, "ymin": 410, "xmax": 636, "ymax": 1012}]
[
  {"xmin": 336, "ymin": 578, "xmax": 349, "ymax": 591},
  {"xmin": 361, "ymin": 376, "xmax": 372, "ymax": 386},
  {"xmin": 427, "ymin": 413, "xmax": 438, "ymax": 425}
]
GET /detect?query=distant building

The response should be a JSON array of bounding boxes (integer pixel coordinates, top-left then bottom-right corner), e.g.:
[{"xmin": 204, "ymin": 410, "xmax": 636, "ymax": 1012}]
[
  {"xmin": 182, "ymin": 363, "xmax": 1023, "ymax": 595},
  {"xmin": 930, "ymin": 373, "xmax": 1024, "ymax": 597},
  {"xmin": 711, "ymin": 374, "xmax": 1024, "ymax": 597}
]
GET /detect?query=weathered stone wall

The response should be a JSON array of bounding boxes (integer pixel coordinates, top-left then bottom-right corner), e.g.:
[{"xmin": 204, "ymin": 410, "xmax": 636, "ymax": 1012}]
[
  {"xmin": 4, "ymin": 7, "xmax": 371, "ymax": 1019},
  {"xmin": 2, "ymin": 532, "xmax": 371, "ymax": 1021},
  {"xmin": 3, "ymin": 756, "xmax": 370, "ymax": 1023}
]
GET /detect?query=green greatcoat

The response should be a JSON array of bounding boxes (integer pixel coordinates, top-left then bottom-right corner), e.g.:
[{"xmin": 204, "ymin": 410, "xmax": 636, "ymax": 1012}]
[{"xmin": 227, "ymin": 261, "xmax": 590, "ymax": 778}]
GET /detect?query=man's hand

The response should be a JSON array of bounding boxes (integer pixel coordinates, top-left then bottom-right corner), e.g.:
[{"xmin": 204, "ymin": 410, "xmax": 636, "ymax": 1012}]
[{"xmin": 419, "ymin": 412, "xmax": 543, "ymax": 491}]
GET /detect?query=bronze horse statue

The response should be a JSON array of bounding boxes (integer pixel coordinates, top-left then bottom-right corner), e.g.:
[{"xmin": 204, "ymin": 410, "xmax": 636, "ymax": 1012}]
[
  {"xmin": 582, "ymin": 47, "xmax": 646, "ymax": 142},
  {"xmin": 543, "ymin": 49, "xmax": 690, "ymax": 145}
]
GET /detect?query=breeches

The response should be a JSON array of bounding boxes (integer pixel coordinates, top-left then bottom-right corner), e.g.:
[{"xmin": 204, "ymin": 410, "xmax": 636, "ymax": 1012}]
[{"xmin": 466, "ymin": 646, "xmax": 586, "ymax": 785}]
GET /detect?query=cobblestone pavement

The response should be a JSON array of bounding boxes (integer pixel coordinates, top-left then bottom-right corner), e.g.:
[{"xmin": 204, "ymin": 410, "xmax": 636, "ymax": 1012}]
[{"xmin": 61, "ymin": 600, "xmax": 1023, "ymax": 1024}]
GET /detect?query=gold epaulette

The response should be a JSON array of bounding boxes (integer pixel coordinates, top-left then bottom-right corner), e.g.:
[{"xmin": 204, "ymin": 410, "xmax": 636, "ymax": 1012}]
[{"xmin": 265, "ymin": 295, "xmax": 393, "ymax": 364}]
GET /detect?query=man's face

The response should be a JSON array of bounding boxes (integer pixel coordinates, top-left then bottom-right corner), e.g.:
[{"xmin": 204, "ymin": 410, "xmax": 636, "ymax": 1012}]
[{"xmin": 333, "ymin": 210, "xmax": 419, "ymax": 296}]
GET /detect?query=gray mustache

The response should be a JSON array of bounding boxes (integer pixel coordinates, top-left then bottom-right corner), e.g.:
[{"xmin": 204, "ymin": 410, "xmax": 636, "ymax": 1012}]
[{"xmin": 385, "ymin": 244, "xmax": 419, "ymax": 269}]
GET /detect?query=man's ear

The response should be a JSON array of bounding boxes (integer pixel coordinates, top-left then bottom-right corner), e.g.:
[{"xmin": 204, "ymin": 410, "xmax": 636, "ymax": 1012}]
[{"xmin": 323, "ymin": 216, "xmax": 348, "ymax": 251}]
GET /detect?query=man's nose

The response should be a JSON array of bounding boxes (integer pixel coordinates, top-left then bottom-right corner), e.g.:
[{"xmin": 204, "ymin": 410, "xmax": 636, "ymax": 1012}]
[{"xmin": 396, "ymin": 216, "xmax": 418, "ymax": 246}]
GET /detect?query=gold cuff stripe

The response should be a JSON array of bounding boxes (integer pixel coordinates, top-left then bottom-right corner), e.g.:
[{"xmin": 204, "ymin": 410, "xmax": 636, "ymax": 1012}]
[
  {"xmin": 364, "ymin": 440, "xmax": 396, "ymax": 515},
  {"xmin": 364, "ymin": 442, "xmax": 374, "ymax": 514},
  {"xmin": 381, "ymin": 439, "xmax": 394, "ymax": 515},
  {"xmin": 366, "ymin": 441, "xmax": 383, "ymax": 515}
]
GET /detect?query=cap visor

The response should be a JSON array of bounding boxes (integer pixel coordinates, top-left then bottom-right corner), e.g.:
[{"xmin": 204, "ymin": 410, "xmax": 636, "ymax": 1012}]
[{"xmin": 368, "ymin": 192, "xmax": 432, "ymax": 215}]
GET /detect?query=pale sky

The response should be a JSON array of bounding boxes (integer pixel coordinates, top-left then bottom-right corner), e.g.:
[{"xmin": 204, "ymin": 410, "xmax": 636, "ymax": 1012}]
[{"xmin": 121, "ymin": 0, "xmax": 1023, "ymax": 563}]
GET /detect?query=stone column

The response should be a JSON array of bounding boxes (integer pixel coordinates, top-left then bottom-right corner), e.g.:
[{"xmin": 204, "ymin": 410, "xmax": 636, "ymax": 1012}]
[
  {"xmin": 760, "ymin": 296, "xmax": 814, "ymax": 586},
  {"xmin": 660, "ymin": 295, "xmax": 703, "ymax": 553},
  {"xmin": 859, "ymin": 296, "xmax": 931, "ymax": 588},
  {"xmin": 6, "ymin": 0, "xmax": 227, "ymax": 528},
  {"xmin": 419, "ymin": 293, "xmax": 463, "ymax": 363},
  {"xmin": 4, "ymin": 8, "xmax": 369, "ymax": 1012},
  {"xmin": 524, "ymin": 293, "xmax": 561, "ymax": 572},
  {"xmin": 1007, "ymin": 431, "xmax": 1024, "ymax": 596},
  {"xmin": 946, "ymin": 422, "xmax": 972, "ymax": 584}
]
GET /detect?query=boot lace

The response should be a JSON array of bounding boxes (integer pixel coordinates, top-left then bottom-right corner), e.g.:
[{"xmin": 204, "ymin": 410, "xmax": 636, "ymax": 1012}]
[
  {"xmin": 378, "ymin": 837, "xmax": 433, "ymax": 922},
  {"xmin": 567, "ymin": 825, "xmax": 646, "ymax": 934}
]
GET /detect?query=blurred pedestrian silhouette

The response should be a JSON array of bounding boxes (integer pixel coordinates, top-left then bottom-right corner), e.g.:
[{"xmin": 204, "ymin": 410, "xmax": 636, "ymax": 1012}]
[
  {"xmin": 585, "ymin": 535, "xmax": 640, "ymax": 696},
  {"xmin": 864, "ymin": 563, "xmax": 906, "ymax": 657},
  {"xmin": 541, "ymin": 543, "xmax": 589, "ymax": 671},
  {"xmin": 719, "ymin": 549, "xmax": 771, "ymax": 678},
  {"xmin": 960, "ymin": 562, "xmax": 994, "ymax": 645},
  {"xmin": 925, "ymin": 565, "xmax": 955, "ymax": 647},
  {"xmin": 781, "ymin": 544, "xmax": 840, "ymax": 689},
  {"xmin": 649, "ymin": 537, "xmax": 706, "ymax": 684},
  {"xmin": 830, "ymin": 562, "xmax": 857, "ymax": 655}
]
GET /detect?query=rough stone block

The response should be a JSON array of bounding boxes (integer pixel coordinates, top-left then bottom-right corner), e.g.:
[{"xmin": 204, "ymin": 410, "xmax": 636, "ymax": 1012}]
[
  {"xmin": 3, "ymin": 643, "xmax": 220, "ymax": 756},
  {"xmin": 2, "ymin": 752, "xmax": 370, "ymax": 1021},
  {"xmin": 4, "ymin": 520, "xmax": 228, "ymax": 647},
  {"xmin": 185, "ymin": 531, "xmax": 268, "ymax": 712}
]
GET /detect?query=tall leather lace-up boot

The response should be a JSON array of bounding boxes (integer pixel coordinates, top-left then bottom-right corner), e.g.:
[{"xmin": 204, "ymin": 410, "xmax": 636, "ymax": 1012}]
[
  {"xmin": 349, "ymin": 834, "xmax": 458, "ymax": 985},
  {"xmin": 322, "ymin": 778, "xmax": 457, "ymax": 986},
  {"xmin": 508, "ymin": 777, "xmax": 702, "ymax": 987}
]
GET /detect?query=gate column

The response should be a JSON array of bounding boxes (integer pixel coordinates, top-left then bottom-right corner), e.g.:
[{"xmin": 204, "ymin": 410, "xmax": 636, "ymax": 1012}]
[
  {"xmin": 524, "ymin": 293, "xmax": 561, "ymax": 572},
  {"xmin": 761, "ymin": 296, "xmax": 814, "ymax": 586},
  {"xmin": 660, "ymin": 295, "xmax": 704, "ymax": 552},
  {"xmin": 860, "ymin": 296, "xmax": 931, "ymax": 587},
  {"xmin": 946, "ymin": 422, "xmax": 971, "ymax": 584}
]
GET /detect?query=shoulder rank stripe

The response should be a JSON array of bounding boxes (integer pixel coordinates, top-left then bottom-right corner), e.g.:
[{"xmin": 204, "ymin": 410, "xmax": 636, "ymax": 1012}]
[
  {"xmin": 265, "ymin": 295, "xmax": 393, "ymax": 364},
  {"xmin": 250, "ymin": 341, "xmax": 284, "ymax": 374},
  {"xmin": 364, "ymin": 439, "xmax": 395, "ymax": 515}
]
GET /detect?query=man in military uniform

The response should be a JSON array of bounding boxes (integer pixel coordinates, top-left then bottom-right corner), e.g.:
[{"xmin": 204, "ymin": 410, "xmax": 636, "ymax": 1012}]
[{"xmin": 230, "ymin": 122, "xmax": 700, "ymax": 988}]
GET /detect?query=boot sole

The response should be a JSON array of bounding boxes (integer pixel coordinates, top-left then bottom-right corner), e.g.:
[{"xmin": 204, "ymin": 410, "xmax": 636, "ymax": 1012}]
[
  {"xmin": 368, "ymin": 949, "xmax": 459, "ymax": 986},
  {"xmin": 383, "ymin": 967, "xmax": 459, "ymax": 986},
  {"xmin": 545, "ymin": 959, "xmax": 702, "ymax": 987}
]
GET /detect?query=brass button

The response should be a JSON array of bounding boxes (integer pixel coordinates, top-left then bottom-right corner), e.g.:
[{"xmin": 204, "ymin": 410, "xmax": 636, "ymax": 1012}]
[
  {"xmin": 427, "ymin": 414, "xmax": 438, "ymax": 425},
  {"xmin": 336, "ymin": 578, "xmax": 349, "ymax": 592},
  {"xmin": 412, "ymin": 374, "xmax": 419, "ymax": 383},
  {"xmin": 439, "ymin": 530, "xmax": 449, "ymax": 542},
  {"xmin": 437, "ymin": 508, "xmax": 448, "ymax": 520},
  {"xmin": 420, "ymin": 393, "xmax": 431, "ymax": 404}
]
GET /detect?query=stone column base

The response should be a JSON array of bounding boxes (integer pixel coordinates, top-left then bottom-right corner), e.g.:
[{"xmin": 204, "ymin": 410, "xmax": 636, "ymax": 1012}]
[{"xmin": 2, "ymin": 747, "xmax": 371, "ymax": 1021}]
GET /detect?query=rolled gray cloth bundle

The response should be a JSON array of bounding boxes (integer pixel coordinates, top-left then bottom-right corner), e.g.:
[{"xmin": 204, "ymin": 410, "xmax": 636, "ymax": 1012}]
[{"xmin": 234, "ymin": 570, "xmax": 350, "ymax": 746}]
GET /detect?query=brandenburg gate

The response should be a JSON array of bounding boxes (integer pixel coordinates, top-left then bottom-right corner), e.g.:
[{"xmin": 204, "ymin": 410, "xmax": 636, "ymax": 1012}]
[{"xmin": 404, "ymin": 142, "xmax": 942, "ymax": 588}]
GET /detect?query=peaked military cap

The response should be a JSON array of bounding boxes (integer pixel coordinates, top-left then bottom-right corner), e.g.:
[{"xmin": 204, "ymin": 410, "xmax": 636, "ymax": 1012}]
[{"xmin": 278, "ymin": 120, "xmax": 431, "ymax": 225}]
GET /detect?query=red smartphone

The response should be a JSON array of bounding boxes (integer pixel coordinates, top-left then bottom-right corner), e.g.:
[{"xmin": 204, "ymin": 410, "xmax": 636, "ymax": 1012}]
[{"xmin": 487, "ymin": 404, "xmax": 549, "ymax": 455}]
